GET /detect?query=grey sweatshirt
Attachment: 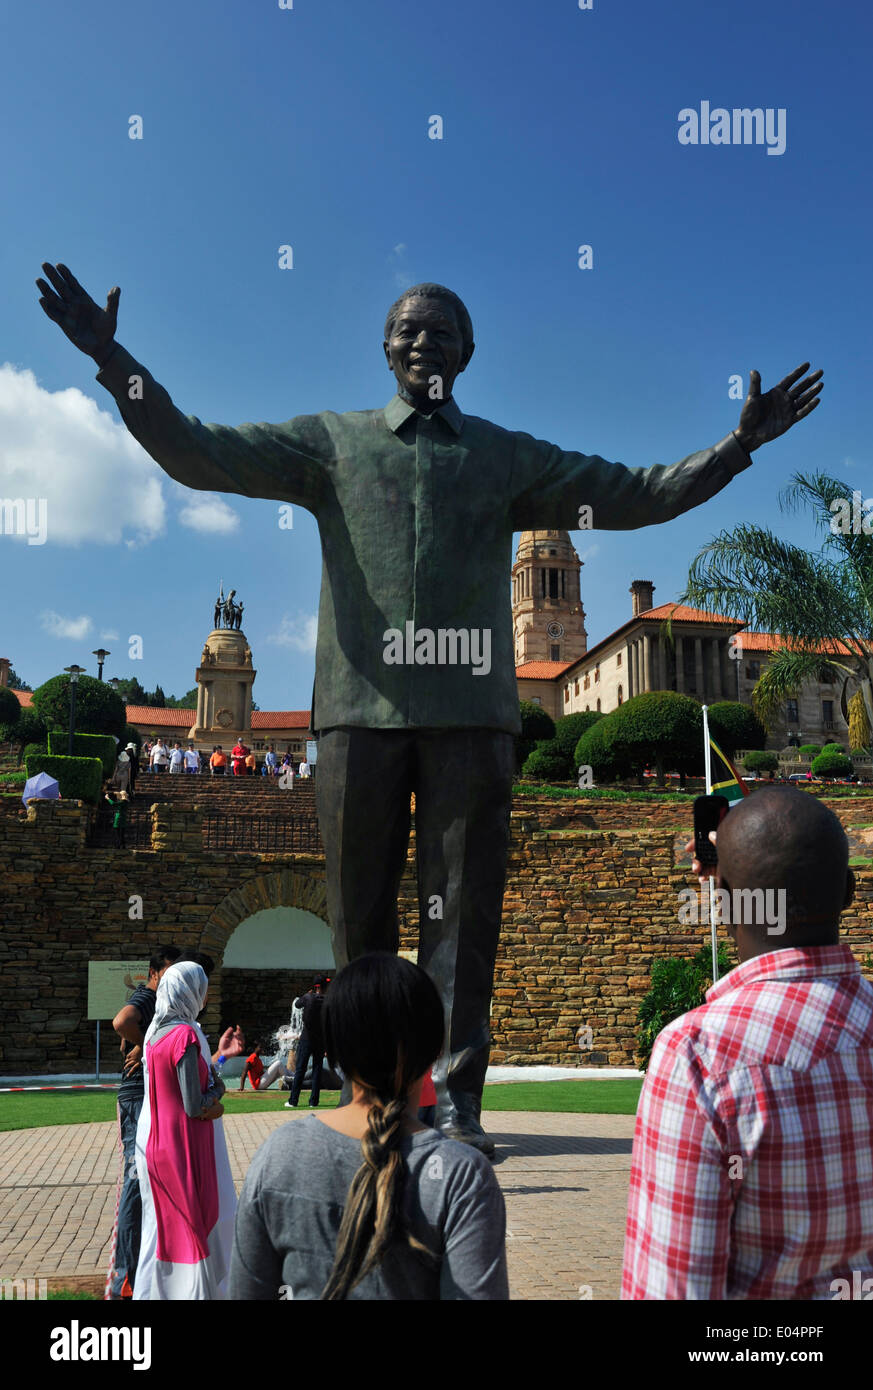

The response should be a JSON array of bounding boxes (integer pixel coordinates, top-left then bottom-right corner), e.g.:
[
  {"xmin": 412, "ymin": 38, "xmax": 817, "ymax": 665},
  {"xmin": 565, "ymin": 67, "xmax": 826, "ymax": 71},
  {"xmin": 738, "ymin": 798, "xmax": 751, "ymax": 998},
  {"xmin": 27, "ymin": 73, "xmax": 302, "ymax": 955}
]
[{"xmin": 228, "ymin": 1114, "xmax": 509, "ymax": 1300}]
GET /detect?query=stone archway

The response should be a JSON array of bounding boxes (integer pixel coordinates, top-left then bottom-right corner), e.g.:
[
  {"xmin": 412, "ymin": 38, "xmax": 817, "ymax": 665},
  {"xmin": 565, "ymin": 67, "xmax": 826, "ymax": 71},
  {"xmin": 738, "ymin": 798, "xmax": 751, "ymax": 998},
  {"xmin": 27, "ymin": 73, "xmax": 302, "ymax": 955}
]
[{"xmin": 197, "ymin": 868, "xmax": 329, "ymax": 1039}]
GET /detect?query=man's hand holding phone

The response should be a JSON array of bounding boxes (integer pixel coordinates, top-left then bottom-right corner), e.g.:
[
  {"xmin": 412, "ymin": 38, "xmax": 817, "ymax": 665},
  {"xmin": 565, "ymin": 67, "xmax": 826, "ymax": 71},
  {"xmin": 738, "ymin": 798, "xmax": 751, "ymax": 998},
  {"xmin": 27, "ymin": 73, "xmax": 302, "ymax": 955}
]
[
  {"xmin": 686, "ymin": 830, "xmax": 718, "ymax": 880},
  {"xmin": 689, "ymin": 794, "xmax": 730, "ymax": 879}
]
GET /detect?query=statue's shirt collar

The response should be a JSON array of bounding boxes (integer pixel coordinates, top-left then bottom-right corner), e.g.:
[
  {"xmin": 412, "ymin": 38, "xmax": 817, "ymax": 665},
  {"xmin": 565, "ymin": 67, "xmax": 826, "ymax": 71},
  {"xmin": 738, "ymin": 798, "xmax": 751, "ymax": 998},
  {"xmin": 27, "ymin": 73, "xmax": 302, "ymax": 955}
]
[{"xmin": 383, "ymin": 393, "xmax": 465, "ymax": 437}]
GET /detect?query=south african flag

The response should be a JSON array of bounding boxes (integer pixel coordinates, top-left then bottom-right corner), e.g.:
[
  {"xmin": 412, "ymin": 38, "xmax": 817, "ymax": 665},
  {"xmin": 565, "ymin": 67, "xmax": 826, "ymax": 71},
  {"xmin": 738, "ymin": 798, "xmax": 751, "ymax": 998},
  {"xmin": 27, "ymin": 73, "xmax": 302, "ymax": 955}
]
[{"xmin": 709, "ymin": 736, "xmax": 750, "ymax": 805}]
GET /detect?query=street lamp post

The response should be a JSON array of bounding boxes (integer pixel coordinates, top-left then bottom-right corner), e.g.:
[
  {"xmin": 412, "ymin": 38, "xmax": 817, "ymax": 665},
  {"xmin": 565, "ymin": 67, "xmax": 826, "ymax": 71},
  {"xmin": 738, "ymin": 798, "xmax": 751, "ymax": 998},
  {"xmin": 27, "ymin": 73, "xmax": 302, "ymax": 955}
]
[
  {"xmin": 64, "ymin": 664, "xmax": 85, "ymax": 755},
  {"xmin": 93, "ymin": 649, "xmax": 110, "ymax": 681}
]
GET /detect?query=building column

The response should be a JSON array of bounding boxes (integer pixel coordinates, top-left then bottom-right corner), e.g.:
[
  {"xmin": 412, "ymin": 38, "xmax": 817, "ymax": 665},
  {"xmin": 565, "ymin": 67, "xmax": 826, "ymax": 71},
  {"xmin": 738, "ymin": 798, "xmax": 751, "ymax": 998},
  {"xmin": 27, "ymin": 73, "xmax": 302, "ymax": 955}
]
[
  {"xmin": 675, "ymin": 635, "xmax": 685, "ymax": 693},
  {"xmin": 711, "ymin": 639, "xmax": 722, "ymax": 700},
  {"xmin": 694, "ymin": 637, "xmax": 704, "ymax": 698},
  {"xmin": 626, "ymin": 642, "xmax": 634, "ymax": 698},
  {"xmin": 658, "ymin": 635, "xmax": 668, "ymax": 691},
  {"xmin": 642, "ymin": 634, "xmax": 651, "ymax": 692}
]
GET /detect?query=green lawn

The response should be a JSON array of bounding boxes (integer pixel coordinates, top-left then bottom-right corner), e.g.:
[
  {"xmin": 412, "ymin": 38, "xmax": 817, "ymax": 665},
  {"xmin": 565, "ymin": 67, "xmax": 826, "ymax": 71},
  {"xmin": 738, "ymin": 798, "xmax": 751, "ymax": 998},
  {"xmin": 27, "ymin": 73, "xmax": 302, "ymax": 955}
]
[{"xmin": 0, "ymin": 1079, "xmax": 643, "ymax": 1131}]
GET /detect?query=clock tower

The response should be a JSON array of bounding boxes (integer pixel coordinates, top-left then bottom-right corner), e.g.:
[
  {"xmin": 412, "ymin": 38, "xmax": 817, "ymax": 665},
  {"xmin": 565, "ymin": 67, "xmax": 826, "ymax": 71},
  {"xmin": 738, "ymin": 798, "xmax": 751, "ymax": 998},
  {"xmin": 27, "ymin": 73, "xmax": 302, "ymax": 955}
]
[{"xmin": 512, "ymin": 530, "xmax": 588, "ymax": 666}]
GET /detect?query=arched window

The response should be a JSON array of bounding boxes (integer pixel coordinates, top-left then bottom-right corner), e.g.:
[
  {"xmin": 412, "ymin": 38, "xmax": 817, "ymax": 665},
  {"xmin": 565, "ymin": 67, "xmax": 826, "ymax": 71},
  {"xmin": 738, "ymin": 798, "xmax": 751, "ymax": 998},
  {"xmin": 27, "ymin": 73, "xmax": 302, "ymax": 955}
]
[
  {"xmin": 617, "ymin": 685, "xmax": 623, "ymax": 706},
  {"xmin": 596, "ymin": 698, "xmax": 601, "ymax": 712}
]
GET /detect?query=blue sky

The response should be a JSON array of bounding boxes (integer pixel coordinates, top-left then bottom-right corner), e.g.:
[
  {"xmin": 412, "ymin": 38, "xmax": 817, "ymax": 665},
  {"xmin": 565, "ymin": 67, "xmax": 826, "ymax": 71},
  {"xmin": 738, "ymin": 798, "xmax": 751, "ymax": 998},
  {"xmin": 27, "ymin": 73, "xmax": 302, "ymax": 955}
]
[{"xmin": 1, "ymin": 0, "xmax": 869, "ymax": 709}]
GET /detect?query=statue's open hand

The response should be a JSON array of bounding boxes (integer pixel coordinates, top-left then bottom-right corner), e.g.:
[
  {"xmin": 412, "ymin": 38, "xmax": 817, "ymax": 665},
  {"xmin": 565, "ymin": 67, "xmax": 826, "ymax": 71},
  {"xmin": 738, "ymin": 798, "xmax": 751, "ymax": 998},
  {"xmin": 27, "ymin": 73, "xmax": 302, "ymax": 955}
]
[
  {"xmin": 734, "ymin": 363, "xmax": 823, "ymax": 453},
  {"xmin": 35, "ymin": 262, "xmax": 119, "ymax": 363}
]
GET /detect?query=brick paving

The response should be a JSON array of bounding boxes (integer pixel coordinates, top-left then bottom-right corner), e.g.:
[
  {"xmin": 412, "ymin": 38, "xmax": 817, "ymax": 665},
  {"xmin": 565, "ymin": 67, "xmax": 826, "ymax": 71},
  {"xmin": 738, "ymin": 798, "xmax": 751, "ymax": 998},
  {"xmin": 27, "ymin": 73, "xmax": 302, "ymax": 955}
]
[{"xmin": 0, "ymin": 1111, "xmax": 634, "ymax": 1299}]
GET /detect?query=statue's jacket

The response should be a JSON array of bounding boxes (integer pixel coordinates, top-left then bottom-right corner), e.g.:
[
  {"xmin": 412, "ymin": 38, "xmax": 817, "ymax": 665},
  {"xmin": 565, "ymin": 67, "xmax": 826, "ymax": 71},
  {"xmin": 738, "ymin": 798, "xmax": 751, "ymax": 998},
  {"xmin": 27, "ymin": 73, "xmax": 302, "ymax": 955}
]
[{"xmin": 96, "ymin": 347, "xmax": 752, "ymax": 735}]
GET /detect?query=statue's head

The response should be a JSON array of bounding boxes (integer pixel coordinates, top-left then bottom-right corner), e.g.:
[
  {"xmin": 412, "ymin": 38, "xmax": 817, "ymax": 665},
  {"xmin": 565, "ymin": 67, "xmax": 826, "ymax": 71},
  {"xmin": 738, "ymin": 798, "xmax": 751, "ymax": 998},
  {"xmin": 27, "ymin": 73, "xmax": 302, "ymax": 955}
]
[{"xmin": 383, "ymin": 284, "xmax": 475, "ymax": 410}]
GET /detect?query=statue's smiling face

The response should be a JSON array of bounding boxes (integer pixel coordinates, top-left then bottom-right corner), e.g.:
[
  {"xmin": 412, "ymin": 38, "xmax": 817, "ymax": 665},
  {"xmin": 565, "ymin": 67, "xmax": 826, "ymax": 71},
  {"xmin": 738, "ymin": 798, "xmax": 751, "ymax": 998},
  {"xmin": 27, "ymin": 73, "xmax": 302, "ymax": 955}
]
[{"xmin": 384, "ymin": 297, "xmax": 471, "ymax": 409}]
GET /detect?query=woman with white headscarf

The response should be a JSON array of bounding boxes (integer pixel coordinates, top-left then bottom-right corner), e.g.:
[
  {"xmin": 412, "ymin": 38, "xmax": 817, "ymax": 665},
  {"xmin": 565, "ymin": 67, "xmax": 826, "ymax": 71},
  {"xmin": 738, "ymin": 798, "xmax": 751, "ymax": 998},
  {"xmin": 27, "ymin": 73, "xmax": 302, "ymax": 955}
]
[{"xmin": 133, "ymin": 961, "xmax": 237, "ymax": 1299}]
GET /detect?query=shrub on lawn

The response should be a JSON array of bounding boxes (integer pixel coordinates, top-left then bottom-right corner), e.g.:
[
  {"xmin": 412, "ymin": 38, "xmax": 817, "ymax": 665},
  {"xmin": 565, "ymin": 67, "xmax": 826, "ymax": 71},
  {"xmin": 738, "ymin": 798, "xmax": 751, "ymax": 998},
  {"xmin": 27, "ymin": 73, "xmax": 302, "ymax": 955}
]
[
  {"xmin": 637, "ymin": 944, "xmax": 733, "ymax": 1070},
  {"xmin": 741, "ymin": 749, "xmax": 779, "ymax": 774},
  {"xmin": 811, "ymin": 751, "xmax": 853, "ymax": 779},
  {"xmin": 521, "ymin": 743, "xmax": 572, "ymax": 782}
]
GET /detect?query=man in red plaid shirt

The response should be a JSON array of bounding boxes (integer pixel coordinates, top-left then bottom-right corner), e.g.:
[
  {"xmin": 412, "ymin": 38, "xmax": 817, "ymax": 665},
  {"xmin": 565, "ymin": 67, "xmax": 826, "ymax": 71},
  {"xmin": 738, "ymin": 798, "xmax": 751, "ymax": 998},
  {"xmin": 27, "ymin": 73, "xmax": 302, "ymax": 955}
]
[{"xmin": 622, "ymin": 786, "xmax": 873, "ymax": 1300}]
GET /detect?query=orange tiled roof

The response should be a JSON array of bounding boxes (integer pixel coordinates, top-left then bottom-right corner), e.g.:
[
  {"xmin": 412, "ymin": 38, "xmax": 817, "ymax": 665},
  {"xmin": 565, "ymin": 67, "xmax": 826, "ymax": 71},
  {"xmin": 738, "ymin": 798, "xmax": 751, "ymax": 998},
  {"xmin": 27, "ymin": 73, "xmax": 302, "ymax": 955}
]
[
  {"xmin": 125, "ymin": 704, "xmax": 311, "ymax": 730},
  {"xmin": 126, "ymin": 706, "xmax": 197, "ymax": 727},
  {"xmin": 516, "ymin": 661, "xmax": 575, "ymax": 678},
  {"xmin": 734, "ymin": 631, "xmax": 855, "ymax": 656},
  {"xmin": 11, "ymin": 689, "xmax": 33, "ymax": 707},
  {"xmin": 638, "ymin": 603, "xmax": 739, "ymax": 625},
  {"xmin": 252, "ymin": 711, "xmax": 311, "ymax": 729}
]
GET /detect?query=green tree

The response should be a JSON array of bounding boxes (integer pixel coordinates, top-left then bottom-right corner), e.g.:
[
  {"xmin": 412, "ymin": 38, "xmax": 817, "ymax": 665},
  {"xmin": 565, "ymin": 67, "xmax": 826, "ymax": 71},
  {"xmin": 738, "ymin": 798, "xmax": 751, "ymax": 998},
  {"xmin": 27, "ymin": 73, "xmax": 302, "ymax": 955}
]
[
  {"xmin": 164, "ymin": 688, "xmax": 199, "ymax": 709},
  {"xmin": 150, "ymin": 685, "xmax": 166, "ymax": 708},
  {"xmin": 682, "ymin": 471, "xmax": 873, "ymax": 736},
  {"xmin": 6, "ymin": 668, "xmax": 31, "ymax": 691},
  {"xmin": 798, "ymin": 744, "xmax": 822, "ymax": 758},
  {"xmin": 574, "ymin": 714, "xmax": 633, "ymax": 784},
  {"xmin": 515, "ymin": 701, "xmax": 556, "ymax": 771},
  {"xmin": 8, "ymin": 708, "xmax": 48, "ymax": 764},
  {"xmin": 594, "ymin": 691, "xmax": 704, "ymax": 786},
  {"xmin": 31, "ymin": 674, "xmax": 126, "ymax": 741},
  {"xmin": 742, "ymin": 749, "xmax": 779, "ymax": 774},
  {"xmin": 848, "ymin": 690, "xmax": 870, "ymax": 753},
  {"xmin": 811, "ymin": 751, "xmax": 853, "ymax": 779},
  {"xmin": 550, "ymin": 712, "xmax": 603, "ymax": 777},
  {"xmin": 0, "ymin": 686, "xmax": 21, "ymax": 730},
  {"xmin": 114, "ymin": 676, "xmax": 147, "ymax": 705},
  {"xmin": 707, "ymin": 701, "xmax": 767, "ymax": 757}
]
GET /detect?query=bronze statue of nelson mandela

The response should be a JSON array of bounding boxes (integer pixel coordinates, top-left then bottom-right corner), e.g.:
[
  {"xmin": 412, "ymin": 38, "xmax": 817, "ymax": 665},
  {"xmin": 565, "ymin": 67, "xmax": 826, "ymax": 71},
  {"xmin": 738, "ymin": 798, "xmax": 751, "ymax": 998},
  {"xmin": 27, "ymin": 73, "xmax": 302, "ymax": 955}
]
[{"xmin": 36, "ymin": 262, "xmax": 822, "ymax": 1155}]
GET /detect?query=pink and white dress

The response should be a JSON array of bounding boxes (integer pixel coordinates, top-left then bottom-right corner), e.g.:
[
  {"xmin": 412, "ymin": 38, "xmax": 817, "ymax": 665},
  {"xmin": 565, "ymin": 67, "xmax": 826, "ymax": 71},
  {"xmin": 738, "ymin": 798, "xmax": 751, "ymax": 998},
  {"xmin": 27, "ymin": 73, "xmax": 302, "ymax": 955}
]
[{"xmin": 134, "ymin": 1015, "xmax": 236, "ymax": 1299}]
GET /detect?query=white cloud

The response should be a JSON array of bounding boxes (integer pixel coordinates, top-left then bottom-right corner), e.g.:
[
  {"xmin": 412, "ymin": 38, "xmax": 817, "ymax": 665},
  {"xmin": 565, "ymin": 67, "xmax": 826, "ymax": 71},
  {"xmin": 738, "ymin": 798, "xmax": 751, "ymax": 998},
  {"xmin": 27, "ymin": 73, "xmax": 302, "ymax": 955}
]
[
  {"xmin": 265, "ymin": 613, "xmax": 318, "ymax": 654},
  {"xmin": 176, "ymin": 491, "xmax": 240, "ymax": 534},
  {"xmin": 388, "ymin": 243, "xmax": 412, "ymax": 289},
  {"xmin": 578, "ymin": 544, "xmax": 600, "ymax": 563},
  {"xmin": 0, "ymin": 364, "xmax": 166, "ymax": 547},
  {"xmin": 100, "ymin": 630, "xmax": 120, "ymax": 641},
  {"xmin": 41, "ymin": 610, "xmax": 94, "ymax": 640}
]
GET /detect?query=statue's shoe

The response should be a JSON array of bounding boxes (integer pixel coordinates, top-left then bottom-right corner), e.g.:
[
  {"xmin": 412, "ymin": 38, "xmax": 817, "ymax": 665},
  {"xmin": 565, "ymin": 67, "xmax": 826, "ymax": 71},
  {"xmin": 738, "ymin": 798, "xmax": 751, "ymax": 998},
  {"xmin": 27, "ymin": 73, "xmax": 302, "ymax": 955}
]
[{"xmin": 441, "ymin": 1125, "xmax": 496, "ymax": 1159}]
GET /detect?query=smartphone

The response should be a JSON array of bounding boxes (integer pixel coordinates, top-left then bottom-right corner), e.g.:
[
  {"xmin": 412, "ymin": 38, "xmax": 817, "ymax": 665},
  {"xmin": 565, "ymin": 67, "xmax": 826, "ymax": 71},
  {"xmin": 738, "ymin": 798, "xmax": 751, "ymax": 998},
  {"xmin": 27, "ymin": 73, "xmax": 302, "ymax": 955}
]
[{"xmin": 693, "ymin": 794, "xmax": 729, "ymax": 868}]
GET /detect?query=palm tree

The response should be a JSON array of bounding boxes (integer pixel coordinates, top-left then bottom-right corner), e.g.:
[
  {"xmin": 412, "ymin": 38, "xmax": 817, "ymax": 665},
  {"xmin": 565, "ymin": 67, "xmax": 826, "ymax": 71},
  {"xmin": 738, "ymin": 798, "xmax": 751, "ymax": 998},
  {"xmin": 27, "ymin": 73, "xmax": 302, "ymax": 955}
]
[{"xmin": 680, "ymin": 472, "xmax": 873, "ymax": 744}]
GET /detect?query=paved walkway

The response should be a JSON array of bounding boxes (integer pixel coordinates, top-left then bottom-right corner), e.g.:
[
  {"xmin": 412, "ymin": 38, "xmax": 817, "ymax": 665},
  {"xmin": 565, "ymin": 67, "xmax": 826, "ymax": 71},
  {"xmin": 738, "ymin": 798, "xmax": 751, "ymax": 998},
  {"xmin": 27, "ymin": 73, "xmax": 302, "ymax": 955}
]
[{"xmin": 0, "ymin": 1111, "xmax": 634, "ymax": 1300}]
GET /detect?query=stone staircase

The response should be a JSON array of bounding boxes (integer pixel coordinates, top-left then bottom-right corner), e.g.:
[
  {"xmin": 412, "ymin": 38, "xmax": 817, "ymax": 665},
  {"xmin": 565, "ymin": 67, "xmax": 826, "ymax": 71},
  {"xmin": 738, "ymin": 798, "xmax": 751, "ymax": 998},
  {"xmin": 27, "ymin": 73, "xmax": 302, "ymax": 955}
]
[{"xmin": 132, "ymin": 769, "xmax": 317, "ymax": 814}]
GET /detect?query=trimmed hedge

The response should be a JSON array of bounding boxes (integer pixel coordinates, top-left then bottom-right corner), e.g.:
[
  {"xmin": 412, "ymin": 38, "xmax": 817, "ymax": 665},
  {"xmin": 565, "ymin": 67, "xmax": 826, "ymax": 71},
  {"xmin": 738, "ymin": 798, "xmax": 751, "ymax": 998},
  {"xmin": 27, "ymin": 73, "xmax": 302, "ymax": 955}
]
[
  {"xmin": 24, "ymin": 753, "xmax": 103, "ymax": 804},
  {"xmin": 48, "ymin": 729, "xmax": 118, "ymax": 778},
  {"xmin": 798, "ymin": 744, "xmax": 822, "ymax": 758},
  {"xmin": 516, "ymin": 701, "xmax": 556, "ymax": 770},
  {"xmin": 742, "ymin": 750, "xmax": 779, "ymax": 774},
  {"xmin": 811, "ymin": 751, "xmax": 853, "ymax": 779},
  {"xmin": 521, "ymin": 744, "xmax": 572, "ymax": 782}
]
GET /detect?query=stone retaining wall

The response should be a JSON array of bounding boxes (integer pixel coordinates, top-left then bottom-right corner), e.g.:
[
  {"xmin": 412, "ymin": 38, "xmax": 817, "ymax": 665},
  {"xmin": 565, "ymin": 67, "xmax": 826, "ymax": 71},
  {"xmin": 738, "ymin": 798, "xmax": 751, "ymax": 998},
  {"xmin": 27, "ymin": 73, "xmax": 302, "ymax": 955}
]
[{"xmin": 2, "ymin": 797, "xmax": 872, "ymax": 1074}]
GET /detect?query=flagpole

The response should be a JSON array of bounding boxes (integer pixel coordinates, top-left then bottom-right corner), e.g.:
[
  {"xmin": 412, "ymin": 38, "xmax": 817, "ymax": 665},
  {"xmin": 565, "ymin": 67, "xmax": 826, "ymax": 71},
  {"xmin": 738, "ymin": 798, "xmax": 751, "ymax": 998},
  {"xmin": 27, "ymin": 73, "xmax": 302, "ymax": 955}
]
[{"xmin": 702, "ymin": 704, "xmax": 719, "ymax": 983}]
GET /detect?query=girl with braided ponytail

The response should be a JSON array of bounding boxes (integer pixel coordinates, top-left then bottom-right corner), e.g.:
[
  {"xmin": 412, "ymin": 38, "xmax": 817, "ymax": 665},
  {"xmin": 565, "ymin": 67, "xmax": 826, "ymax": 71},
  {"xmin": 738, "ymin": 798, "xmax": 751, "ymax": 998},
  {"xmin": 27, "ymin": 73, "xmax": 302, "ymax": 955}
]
[{"xmin": 229, "ymin": 953, "xmax": 509, "ymax": 1300}]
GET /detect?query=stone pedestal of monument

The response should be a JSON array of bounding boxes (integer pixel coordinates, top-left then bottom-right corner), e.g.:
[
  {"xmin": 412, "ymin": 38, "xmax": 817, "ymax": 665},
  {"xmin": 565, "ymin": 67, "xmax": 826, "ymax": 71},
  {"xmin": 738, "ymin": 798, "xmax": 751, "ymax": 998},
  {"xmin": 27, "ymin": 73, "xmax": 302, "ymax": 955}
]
[{"xmin": 187, "ymin": 628, "xmax": 256, "ymax": 745}]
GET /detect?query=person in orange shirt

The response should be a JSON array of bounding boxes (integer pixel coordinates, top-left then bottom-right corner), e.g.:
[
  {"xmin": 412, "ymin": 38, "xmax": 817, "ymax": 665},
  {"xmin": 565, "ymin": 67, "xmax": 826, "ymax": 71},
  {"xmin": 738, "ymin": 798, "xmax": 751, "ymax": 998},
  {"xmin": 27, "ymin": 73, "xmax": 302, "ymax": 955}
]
[
  {"xmin": 210, "ymin": 746, "xmax": 227, "ymax": 776},
  {"xmin": 245, "ymin": 749, "xmax": 257, "ymax": 776},
  {"xmin": 240, "ymin": 1041, "xmax": 266, "ymax": 1092}
]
